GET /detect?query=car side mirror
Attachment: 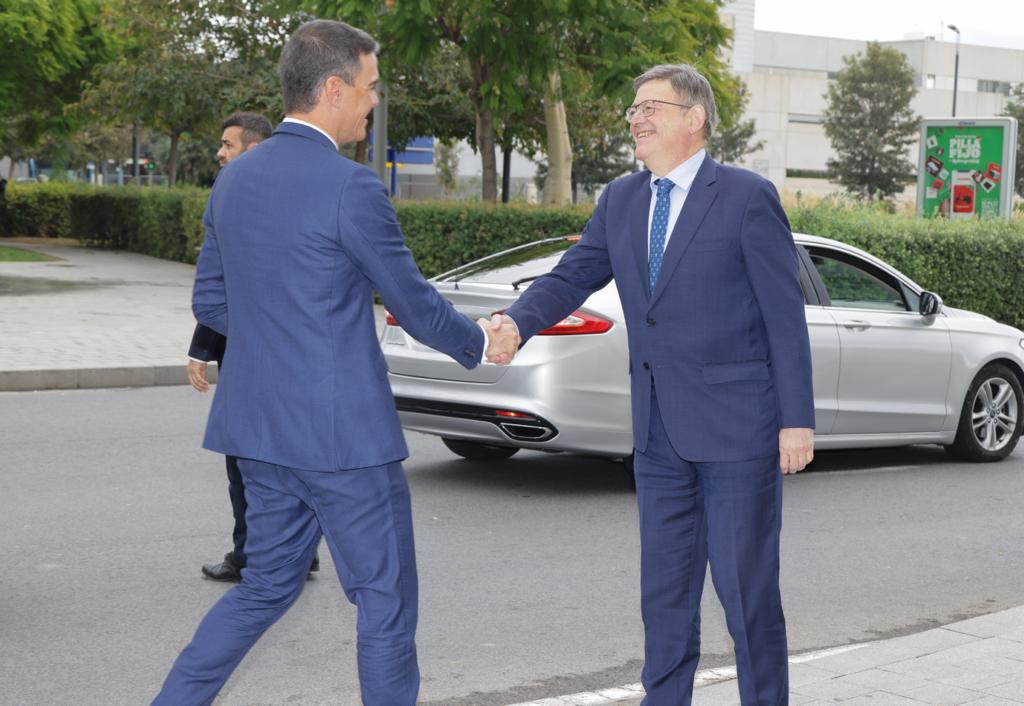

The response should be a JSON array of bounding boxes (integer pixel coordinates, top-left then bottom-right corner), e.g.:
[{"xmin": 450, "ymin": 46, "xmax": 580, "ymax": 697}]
[{"xmin": 919, "ymin": 291, "xmax": 943, "ymax": 317}]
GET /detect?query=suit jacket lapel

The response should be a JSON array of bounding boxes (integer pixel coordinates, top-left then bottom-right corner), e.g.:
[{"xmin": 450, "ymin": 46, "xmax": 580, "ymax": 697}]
[
  {"xmin": 630, "ymin": 175, "xmax": 653, "ymax": 301},
  {"xmin": 649, "ymin": 157, "xmax": 719, "ymax": 307}
]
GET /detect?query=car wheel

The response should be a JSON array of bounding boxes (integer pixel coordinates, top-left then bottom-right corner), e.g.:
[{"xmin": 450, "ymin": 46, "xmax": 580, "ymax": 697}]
[
  {"xmin": 442, "ymin": 438, "xmax": 519, "ymax": 461},
  {"xmin": 947, "ymin": 363, "xmax": 1023, "ymax": 462}
]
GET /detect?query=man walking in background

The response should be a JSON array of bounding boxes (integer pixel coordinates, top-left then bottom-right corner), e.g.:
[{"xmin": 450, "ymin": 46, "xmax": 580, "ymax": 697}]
[
  {"xmin": 153, "ymin": 19, "xmax": 517, "ymax": 706},
  {"xmin": 502, "ymin": 64, "xmax": 815, "ymax": 705},
  {"xmin": 184, "ymin": 111, "xmax": 319, "ymax": 583}
]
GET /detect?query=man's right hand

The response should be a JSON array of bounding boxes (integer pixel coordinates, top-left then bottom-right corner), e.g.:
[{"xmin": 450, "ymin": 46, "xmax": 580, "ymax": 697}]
[
  {"xmin": 187, "ymin": 360, "xmax": 210, "ymax": 392},
  {"xmin": 478, "ymin": 314, "xmax": 521, "ymax": 365}
]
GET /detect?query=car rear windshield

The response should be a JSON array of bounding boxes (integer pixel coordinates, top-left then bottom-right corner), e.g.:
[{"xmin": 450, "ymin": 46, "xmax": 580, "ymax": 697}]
[{"xmin": 436, "ymin": 237, "xmax": 576, "ymax": 284}]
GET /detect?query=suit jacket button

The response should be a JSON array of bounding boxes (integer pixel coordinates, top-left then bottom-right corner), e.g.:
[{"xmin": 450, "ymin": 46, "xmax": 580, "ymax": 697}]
[
  {"xmin": 646, "ymin": 318, "xmax": 656, "ymax": 326},
  {"xmin": 642, "ymin": 362, "xmax": 650, "ymax": 370}
]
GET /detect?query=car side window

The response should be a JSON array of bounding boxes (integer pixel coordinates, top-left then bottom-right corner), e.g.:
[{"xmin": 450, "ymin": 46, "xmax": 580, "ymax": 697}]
[{"xmin": 808, "ymin": 248, "xmax": 908, "ymax": 312}]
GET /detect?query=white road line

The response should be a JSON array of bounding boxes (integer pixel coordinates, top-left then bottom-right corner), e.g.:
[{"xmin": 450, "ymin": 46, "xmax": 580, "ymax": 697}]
[{"xmin": 504, "ymin": 641, "xmax": 875, "ymax": 706}]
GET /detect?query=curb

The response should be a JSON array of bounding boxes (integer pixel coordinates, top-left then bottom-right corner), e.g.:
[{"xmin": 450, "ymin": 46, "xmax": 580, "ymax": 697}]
[{"xmin": 0, "ymin": 364, "xmax": 217, "ymax": 392}]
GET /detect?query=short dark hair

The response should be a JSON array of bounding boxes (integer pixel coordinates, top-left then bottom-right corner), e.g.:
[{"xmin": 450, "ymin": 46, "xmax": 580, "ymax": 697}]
[
  {"xmin": 221, "ymin": 112, "xmax": 273, "ymax": 146},
  {"xmin": 279, "ymin": 20, "xmax": 379, "ymax": 114}
]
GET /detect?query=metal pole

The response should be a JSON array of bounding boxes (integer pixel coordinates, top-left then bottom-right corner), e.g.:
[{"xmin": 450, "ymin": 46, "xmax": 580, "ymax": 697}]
[
  {"xmin": 132, "ymin": 122, "xmax": 141, "ymax": 185},
  {"xmin": 372, "ymin": 83, "xmax": 388, "ymax": 184},
  {"xmin": 501, "ymin": 147, "xmax": 511, "ymax": 203},
  {"xmin": 947, "ymin": 25, "xmax": 960, "ymax": 117}
]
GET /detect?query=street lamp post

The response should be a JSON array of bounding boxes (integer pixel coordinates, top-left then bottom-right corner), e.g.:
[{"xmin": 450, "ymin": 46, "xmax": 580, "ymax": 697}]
[{"xmin": 947, "ymin": 24, "xmax": 961, "ymax": 117}]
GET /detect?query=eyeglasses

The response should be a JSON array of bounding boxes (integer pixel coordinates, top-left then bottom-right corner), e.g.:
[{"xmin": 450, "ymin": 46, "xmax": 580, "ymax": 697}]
[{"xmin": 625, "ymin": 99, "xmax": 693, "ymax": 122}]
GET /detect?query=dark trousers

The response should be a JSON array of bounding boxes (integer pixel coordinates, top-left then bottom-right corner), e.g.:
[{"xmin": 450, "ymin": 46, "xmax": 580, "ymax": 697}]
[
  {"xmin": 153, "ymin": 459, "xmax": 420, "ymax": 706},
  {"xmin": 225, "ymin": 455, "xmax": 246, "ymax": 567},
  {"xmin": 636, "ymin": 388, "xmax": 788, "ymax": 706}
]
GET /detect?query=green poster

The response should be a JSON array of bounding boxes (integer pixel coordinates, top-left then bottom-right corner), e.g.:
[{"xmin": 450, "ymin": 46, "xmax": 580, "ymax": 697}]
[{"xmin": 917, "ymin": 118, "xmax": 1017, "ymax": 220}]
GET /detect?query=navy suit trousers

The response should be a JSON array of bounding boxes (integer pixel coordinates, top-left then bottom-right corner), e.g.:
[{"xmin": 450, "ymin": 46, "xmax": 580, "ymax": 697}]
[
  {"xmin": 153, "ymin": 459, "xmax": 419, "ymax": 706},
  {"xmin": 636, "ymin": 388, "xmax": 788, "ymax": 706},
  {"xmin": 224, "ymin": 455, "xmax": 246, "ymax": 567}
]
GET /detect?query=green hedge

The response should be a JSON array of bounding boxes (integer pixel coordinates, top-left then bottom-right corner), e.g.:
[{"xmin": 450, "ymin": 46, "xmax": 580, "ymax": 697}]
[
  {"xmin": 4, "ymin": 183, "xmax": 1024, "ymax": 329},
  {"xmin": 0, "ymin": 183, "xmax": 590, "ymax": 272},
  {"xmin": 789, "ymin": 199, "xmax": 1024, "ymax": 329}
]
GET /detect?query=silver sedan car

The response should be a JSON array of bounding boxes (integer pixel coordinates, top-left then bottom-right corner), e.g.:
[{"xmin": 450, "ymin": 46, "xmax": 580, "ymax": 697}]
[{"xmin": 382, "ymin": 233, "xmax": 1024, "ymax": 467}]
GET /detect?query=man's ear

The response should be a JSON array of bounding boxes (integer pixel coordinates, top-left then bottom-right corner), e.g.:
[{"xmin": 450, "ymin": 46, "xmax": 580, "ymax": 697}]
[
  {"xmin": 688, "ymin": 105, "xmax": 707, "ymax": 136},
  {"xmin": 324, "ymin": 75, "xmax": 347, "ymax": 109}
]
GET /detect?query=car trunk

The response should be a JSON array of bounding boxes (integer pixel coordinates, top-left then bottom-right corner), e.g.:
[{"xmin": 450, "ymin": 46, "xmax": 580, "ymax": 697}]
[{"xmin": 382, "ymin": 282, "xmax": 522, "ymax": 383}]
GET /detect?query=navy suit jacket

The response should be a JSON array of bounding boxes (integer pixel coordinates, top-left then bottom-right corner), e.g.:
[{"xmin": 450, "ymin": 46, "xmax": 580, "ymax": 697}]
[
  {"xmin": 192, "ymin": 122, "xmax": 484, "ymax": 471},
  {"xmin": 506, "ymin": 156, "xmax": 814, "ymax": 462},
  {"xmin": 187, "ymin": 323, "xmax": 225, "ymax": 365}
]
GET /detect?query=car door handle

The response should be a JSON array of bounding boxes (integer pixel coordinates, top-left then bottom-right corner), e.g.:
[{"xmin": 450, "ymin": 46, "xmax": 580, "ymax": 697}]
[{"xmin": 842, "ymin": 319, "xmax": 872, "ymax": 331}]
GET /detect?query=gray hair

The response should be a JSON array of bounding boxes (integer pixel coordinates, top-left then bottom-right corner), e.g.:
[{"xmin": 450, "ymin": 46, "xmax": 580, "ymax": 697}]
[
  {"xmin": 633, "ymin": 64, "xmax": 718, "ymax": 140},
  {"xmin": 279, "ymin": 20, "xmax": 379, "ymax": 114}
]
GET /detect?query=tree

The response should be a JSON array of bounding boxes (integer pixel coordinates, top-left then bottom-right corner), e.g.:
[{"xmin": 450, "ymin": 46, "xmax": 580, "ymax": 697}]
[
  {"xmin": 706, "ymin": 81, "xmax": 764, "ymax": 165},
  {"xmin": 434, "ymin": 139, "xmax": 460, "ymax": 196},
  {"xmin": 0, "ymin": 0, "xmax": 114, "ymax": 154},
  {"xmin": 1000, "ymin": 84, "xmax": 1024, "ymax": 199},
  {"xmin": 823, "ymin": 42, "xmax": 919, "ymax": 201}
]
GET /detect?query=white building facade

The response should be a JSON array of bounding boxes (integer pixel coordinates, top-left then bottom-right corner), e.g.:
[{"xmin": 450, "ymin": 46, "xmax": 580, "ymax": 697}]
[{"xmin": 720, "ymin": 0, "xmax": 1024, "ymax": 192}]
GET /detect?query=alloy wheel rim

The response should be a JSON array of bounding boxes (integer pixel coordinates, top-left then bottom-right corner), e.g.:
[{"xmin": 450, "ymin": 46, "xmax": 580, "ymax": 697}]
[{"xmin": 971, "ymin": 376, "xmax": 1018, "ymax": 452}]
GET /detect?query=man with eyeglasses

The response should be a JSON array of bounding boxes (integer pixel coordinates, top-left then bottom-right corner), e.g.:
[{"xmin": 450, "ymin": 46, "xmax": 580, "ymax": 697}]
[{"xmin": 502, "ymin": 64, "xmax": 814, "ymax": 704}]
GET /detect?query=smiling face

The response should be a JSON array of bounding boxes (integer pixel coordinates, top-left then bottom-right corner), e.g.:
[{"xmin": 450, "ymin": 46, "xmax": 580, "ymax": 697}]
[
  {"xmin": 334, "ymin": 52, "xmax": 380, "ymax": 145},
  {"xmin": 629, "ymin": 79, "xmax": 705, "ymax": 176}
]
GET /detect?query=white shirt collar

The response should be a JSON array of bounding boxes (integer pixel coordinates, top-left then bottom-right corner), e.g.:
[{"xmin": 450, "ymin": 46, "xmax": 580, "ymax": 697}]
[
  {"xmin": 649, "ymin": 148, "xmax": 706, "ymax": 193},
  {"xmin": 282, "ymin": 117, "xmax": 338, "ymax": 150}
]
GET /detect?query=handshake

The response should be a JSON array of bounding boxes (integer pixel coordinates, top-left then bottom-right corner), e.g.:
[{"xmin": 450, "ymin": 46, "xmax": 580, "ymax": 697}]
[{"xmin": 477, "ymin": 314, "xmax": 521, "ymax": 365}]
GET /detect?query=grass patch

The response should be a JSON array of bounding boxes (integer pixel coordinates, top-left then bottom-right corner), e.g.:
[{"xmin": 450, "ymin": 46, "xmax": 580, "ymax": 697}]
[{"xmin": 0, "ymin": 245, "xmax": 55, "ymax": 262}]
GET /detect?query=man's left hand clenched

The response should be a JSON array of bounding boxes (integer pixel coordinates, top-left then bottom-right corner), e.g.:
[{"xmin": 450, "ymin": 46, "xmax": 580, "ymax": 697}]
[{"xmin": 779, "ymin": 427, "xmax": 814, "ymax": 474}]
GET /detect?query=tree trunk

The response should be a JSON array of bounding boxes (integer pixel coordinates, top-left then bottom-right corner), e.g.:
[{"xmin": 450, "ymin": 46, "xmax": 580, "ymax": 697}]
[
  {"xmin": 168, "ymin": 131, "xmax": 180, "ymax": 187},
  {"xmin": 542, "ymin": 70, "xmax": 572, "ymax": 205},
  {"xmin": 469, "ymin": 58, "xmax": 498, "ymax": 202}
]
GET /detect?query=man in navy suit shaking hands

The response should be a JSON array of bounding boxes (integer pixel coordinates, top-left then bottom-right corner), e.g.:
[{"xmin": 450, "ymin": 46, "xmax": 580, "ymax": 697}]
[
  {"xmin": 152, "ymin": 20, "xmax": 518, "ymax": 706},
  {"xmin": 503, "ymin": 65, "xmax": 815, "ymax": 705}
]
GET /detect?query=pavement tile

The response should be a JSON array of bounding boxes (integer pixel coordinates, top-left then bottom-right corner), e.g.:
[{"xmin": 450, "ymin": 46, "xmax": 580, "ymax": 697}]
[
  {"xmin": 959, "ymin": 699, "xmax": 1024, "ymax": 706},
  {"xmin": 836, "ymin": 694, "xmax": 926, "ymax": 705},
  {"xmin": 809, "ymin": 630, "xmax": 977, "ymax": 675},
  {"xmin": 790, "ymin": 662, "xmax": 843, "ymax": 687},
  {"xmin": 985, "ymin": 681, "xmax": 1024, "ymax": 700},
  {"xmin": 900, "ymin": 681, "xmax": 991, "ymax": 705},
  {"xmin": 840, "ymin": 667, "xmax": 930, "ymax": 694},
  {"xmin": 788, "ymin": 674, "xmax": 876, "ymax": 701},
  {"xmin": 690, "ymin": 679, "xmax": 741, "ymax": 704},
  {"xmin": 947, "ymin": 609, "xmax": 1024, "ymax": 639}
]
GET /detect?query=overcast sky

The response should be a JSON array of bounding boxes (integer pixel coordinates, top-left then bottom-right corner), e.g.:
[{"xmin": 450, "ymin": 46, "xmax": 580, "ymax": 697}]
[{"xmin": 754, "ymin": 0, "xmax": 1024, "ymax": 50}]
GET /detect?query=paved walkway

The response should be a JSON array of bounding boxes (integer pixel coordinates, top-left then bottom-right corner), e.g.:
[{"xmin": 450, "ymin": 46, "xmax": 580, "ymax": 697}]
[
  {"xmin": 509, "ymin": 606, "xmax": 1024, "ymax": 704},
  {"xmin": 5, "ymin": 239, "xmax": 1024, "ymax": 704}
]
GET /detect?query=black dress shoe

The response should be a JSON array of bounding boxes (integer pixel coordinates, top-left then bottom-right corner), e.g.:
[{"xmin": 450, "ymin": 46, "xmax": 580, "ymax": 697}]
[{"xmin": 202, "ymin": 552, "xmax": 242, "ymax": 582}]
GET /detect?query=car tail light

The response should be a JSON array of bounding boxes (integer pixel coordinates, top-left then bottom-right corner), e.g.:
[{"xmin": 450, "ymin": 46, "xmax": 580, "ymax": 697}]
[
  {"xmin": 537, "ymin": 310, "xmax": 612, "ymax": 336},
  {"xmin": 385, "ymin": 310, "xmax": 398, "ymax": 326},
  {"xmin": 495, "ymin": 410, "xmax": 535, "ymax": 419}
]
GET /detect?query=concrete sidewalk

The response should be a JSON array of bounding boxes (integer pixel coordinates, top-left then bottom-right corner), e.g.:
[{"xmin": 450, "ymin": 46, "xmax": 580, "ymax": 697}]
[
  {"xmin": 512, "ymin": 606, "xmax": 1024, "ymax": 705},
  {"xmin": 0, "ymin": 240, "xmax": 387, "ymax": 391}
]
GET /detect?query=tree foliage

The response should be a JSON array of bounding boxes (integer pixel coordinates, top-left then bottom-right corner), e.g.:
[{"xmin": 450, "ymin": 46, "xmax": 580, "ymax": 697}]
[
  {"xmin": 823, "ymin": 42, "xmax": 919, "ymax": 201},
  {"xmin": 1000, "ymin": 84, "xmax": 1024, "ymax": 199},
  {"xmin": 0, "ymin": 0, "xmax": 114, "ymax": 151}
]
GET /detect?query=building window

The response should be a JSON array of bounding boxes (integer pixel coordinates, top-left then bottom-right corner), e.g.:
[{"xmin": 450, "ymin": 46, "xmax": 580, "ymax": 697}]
[
  {"xmin": 978, "ymin": 79, "xmax": 1010, "ymax": 96},
  {"xmin": 788, "ymin": 113, "xmax": 824, "ymax": 124}
]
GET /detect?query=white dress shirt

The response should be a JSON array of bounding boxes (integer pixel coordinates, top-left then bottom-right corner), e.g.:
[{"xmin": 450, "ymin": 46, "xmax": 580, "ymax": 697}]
[
  {"xmin": 281, "ymin": 117, "xmax": 339, "ymax": 150},
  {"xmin": 646, "ymin": 149, "xmax": 706, "ymax": 257}
]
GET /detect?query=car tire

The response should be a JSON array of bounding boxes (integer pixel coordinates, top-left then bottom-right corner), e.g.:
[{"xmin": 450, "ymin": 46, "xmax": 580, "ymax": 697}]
[
  {"xmin": 442, "ymin": 438, "xmax": 519, "ymax": 461},
  {"xmin": 946, "ymin": 363, "xmax": 1023, "ymax": 462}
]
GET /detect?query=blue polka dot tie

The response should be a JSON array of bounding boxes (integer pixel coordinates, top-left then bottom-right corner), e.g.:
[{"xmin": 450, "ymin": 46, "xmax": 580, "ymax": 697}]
[{"xmin": 648, "ymin": 177, "xmax": 674, "ymax": 294}]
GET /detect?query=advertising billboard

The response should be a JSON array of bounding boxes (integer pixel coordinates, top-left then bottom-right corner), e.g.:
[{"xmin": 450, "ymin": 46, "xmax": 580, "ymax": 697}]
[{"xmin": 917, "ymin": 117, "xmax": 1017, "ymax": 220}]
